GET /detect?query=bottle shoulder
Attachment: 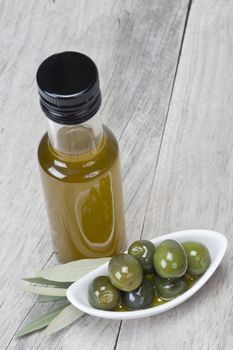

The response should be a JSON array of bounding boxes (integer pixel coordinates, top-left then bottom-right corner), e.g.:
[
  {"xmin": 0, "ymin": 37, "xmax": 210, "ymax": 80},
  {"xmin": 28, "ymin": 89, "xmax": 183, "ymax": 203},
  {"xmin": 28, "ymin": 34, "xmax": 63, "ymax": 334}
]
[{"xmin": 38, "ymin": 126, "xmax": 119, "ymax": 183}]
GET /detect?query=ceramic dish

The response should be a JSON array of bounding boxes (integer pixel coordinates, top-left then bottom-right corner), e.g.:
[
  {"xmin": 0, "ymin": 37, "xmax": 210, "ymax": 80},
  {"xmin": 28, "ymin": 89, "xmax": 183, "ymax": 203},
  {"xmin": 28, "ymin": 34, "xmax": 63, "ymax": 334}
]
[{"xmin": 66, "ymin": 229, "xmax": 227, "ymax": 320}]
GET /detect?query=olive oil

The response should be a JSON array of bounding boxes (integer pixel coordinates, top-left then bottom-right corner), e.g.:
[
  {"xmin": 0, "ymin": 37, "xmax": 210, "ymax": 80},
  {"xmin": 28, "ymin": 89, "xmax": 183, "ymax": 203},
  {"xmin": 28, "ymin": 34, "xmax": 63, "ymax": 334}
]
[
  {"xmin": 36, "ymin": 52, "xmax": 126, "ymax": 262},
  {"xmin": 184, "ymin": 273, "xmax": 199, "ymax": 288},
  {"xmin": 153, "ymin": 296, "xmax": 166, "ymax": 306},
  {"xmin": 114, "ymin": 302, "xmax": 129, "ymax": 312},
  {"xmin": 38, "ymin": 126, "xmax": 125, "ymax": 262}
]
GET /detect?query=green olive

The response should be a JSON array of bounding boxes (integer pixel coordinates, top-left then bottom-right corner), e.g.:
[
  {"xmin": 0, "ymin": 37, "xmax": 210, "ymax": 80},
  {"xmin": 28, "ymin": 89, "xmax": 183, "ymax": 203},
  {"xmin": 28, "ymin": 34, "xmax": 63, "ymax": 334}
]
[
  {"xmin": 88, "ymin": 276, "xmax": 120, "ymax": 310},
  {"xmin": 182, "ymin": 241, "xmax": 211, "ymax": 275},
  {"xmin": 108, "ymin": 253, "xmax": 143, "ymax": 292},
  {"xmin": 155, "ymin": 275, "xmax": 188, "ymax": 300},
  {"xmin": 153, "ymin": 239, "xmax": 187, "ymax": 278},
  {"xmin": 122, "ymin": 278, "xmax": 154, "ymax": 309},
  {"xmin": 128, "ymin": 240, "xmax": 155, "ymax": 274}
]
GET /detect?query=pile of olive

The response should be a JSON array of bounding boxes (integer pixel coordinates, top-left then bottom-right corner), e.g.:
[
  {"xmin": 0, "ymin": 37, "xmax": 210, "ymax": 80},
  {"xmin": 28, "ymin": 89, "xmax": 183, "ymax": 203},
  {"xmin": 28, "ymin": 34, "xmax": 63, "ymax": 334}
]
[{"xmin": 88, "ymin": 239, "xmax": 211, "ymax": 311}]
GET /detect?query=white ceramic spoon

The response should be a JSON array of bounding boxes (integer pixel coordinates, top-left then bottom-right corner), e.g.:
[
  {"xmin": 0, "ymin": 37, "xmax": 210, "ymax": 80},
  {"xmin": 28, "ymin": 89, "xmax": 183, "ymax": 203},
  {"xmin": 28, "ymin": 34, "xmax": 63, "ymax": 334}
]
[{"xmin": 66, "ymin": 229, "xmax": 227, "ymax": 320}]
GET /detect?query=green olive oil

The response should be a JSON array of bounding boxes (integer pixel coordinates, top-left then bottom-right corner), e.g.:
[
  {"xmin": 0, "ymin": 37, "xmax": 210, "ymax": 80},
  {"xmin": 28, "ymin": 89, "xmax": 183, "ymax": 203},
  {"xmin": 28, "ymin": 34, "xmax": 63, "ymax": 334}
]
[
  {"xmin": 36, "ymin": 52, "xmax": 126, "ymax": 263},
  {"xmin": 38, "ymin": 126, "xmax": 125, "ymax": 263}
]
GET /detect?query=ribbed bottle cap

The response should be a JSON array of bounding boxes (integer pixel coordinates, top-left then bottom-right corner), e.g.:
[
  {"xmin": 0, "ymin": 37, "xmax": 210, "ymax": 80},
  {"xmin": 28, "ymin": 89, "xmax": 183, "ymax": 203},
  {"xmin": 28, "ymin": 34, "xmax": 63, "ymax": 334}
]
[{"xmin": 36, "ymin": 51, "xmax": 102, "ymax": 125}]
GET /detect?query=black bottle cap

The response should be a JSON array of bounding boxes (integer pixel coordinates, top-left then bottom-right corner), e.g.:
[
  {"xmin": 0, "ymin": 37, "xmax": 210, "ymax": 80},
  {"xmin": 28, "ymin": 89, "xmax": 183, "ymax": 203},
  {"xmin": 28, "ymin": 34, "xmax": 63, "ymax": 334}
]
[{"xmin": 36, "ymin": 51, "xmax": 102, "ymax": 125}]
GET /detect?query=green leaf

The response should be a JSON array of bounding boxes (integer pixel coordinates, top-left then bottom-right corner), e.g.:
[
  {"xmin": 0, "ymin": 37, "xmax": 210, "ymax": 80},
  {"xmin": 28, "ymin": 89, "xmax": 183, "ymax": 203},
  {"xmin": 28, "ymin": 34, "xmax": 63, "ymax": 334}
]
[
  {"xmin": 16, "ymin": 305, "xmax": 66, "ymax": 337},
  {"xmin": 37, "ymin": 294, "xmax": 67, "ymax": 303},
  {"xmin": 22, "ymin": 285, "xmax": 67, "ymax": 297},
  {"xmin": 37, "ymin": 257, "xmax": 109, "ymax": 282},
  {"xmin": 45, "ymin": 304, "xmax": 84, "ymax": 335},
  {"xmin": 23, "ymin": 277, "xmax": 72, "ymax": 289}
]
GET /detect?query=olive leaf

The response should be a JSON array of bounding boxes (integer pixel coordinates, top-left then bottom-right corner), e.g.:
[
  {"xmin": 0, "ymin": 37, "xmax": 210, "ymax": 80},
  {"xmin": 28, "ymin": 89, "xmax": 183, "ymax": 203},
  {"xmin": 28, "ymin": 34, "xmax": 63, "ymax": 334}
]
[
  {"xmin": 37, "ymin": 257, "xmax": 109, "ymax": 282},
  {"xmin": 23, "ymin": 277, "xmax": 72, "ymax": 289},
  {"xmin": 16, "ymin": 305, "xmax": 67, "ymax": 337},
  {"xmin": 37, "ymin": 295, "xmax": 67, "ymax": 303},
  {"xmin": 45, "ymin": 304, "xmax": 84, "ymax": 335},
  {"xmin": 22, "ymin": 286, "xmax": 67, "ymax": 297}
]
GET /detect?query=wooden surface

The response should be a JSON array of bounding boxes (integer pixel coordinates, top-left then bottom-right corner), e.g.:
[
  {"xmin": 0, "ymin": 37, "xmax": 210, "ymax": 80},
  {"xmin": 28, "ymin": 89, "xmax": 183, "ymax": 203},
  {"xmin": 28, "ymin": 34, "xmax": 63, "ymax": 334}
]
[{"xmin": 1, "ymin": 0, "xmax": 232, "ymax": 349}]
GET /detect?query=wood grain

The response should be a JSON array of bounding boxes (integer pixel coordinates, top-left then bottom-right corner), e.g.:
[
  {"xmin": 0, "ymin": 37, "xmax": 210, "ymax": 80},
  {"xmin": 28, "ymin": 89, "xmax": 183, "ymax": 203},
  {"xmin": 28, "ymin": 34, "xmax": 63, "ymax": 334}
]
[
  {"xmin": 0, "ymin": 0, "xmax": 190, "ymax": 349},
  {"xmin": 116, "ymin": 0, "xmax": 233, "ymax": 349}
]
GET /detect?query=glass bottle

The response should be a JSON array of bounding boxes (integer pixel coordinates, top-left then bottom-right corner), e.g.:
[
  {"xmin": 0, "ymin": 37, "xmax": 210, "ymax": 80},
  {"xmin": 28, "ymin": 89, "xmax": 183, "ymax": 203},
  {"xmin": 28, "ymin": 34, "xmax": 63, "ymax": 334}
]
[{"xmin": 36, "ymin": 52, "xmax": 126, "ymax": 263}]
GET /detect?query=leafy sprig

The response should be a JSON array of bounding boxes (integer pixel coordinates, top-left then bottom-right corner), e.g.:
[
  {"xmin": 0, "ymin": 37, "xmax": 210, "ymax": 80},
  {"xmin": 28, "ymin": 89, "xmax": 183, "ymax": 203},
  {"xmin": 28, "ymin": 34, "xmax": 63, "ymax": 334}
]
[{"xmin": 17, "ymin": 257, "xmax": 109, "ymax": 337}]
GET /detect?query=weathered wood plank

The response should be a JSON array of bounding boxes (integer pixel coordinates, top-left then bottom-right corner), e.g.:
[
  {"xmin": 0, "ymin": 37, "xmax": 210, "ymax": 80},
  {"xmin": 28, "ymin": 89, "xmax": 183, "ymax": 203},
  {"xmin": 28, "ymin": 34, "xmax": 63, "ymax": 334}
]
[
  {"xmin": 116, "ymin": 0, "xmax": 233, "ymax": 349},
  {"xmin": 0, "ymin": 0, "xmax": 189, "ymax": 349}
]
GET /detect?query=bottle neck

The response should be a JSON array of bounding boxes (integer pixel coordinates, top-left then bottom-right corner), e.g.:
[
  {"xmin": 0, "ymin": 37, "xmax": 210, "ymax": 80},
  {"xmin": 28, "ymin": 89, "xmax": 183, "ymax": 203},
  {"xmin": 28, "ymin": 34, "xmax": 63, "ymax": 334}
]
[{"xmin": 47, "ymin": 113, "xmax": 103, "ymax": 156}]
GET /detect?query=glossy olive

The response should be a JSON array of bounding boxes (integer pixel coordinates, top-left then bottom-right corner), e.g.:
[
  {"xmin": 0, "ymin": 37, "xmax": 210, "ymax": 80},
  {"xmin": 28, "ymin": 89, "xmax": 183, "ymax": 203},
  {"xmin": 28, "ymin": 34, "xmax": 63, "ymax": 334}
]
[
  {"xmin": 182, "ymin": 241, "xmax": 210, "ymax": 275},
  {"xmin": 155, "ymin": 275, "xmax": 188, "ymax": 300},
  {"xmin": 88, "ymin": 276, "xmax": 120, "ymax": 310},
  {"xmin": 128, "ymin": 240, "xmax": 155, "ymax": 274},
  {"xmin": 122, "ymin": 278, "xmax": 154, "ymax": 309},
  {"xmin": 108, "ymin": 253, "xmax": 143, "ymax": 292},
  {"xmin": 153, "ymin": 239, "xmax": 187, "ymax": 278}
]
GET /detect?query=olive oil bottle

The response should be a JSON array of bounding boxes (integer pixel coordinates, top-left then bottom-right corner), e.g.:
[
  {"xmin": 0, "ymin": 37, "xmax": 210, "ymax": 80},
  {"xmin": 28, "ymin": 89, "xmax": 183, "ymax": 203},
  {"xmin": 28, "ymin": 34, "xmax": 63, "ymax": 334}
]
[{"xmin": 36, "ymin": 52, "xmax": 126, "ymax": 263}]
